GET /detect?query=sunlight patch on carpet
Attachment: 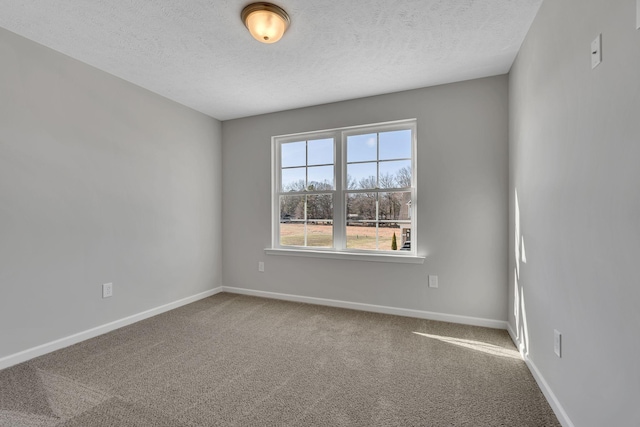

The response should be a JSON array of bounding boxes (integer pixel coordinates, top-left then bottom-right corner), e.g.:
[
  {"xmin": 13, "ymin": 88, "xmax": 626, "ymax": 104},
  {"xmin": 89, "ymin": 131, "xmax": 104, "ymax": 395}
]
[{"xmin": 412, "ymin": 332, "xmax": 522, "ymax": 360}]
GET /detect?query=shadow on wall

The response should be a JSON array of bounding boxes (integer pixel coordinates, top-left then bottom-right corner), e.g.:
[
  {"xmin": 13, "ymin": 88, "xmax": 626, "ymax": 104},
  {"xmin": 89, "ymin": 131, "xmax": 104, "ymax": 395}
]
[{"xmin": 514, "ymin": 189, "xmax": 529, "ymax": 356}]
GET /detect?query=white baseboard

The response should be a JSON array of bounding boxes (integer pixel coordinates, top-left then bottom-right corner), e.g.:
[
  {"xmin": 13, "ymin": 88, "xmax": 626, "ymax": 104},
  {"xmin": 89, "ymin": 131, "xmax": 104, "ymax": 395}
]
[
  {"xmin": 0, "ymin": 287, "xmax": 223, "ymax": 371},
  {"xmin": 222, "ymin": 286, "xmax": 508, "ymax": 330},
  {"xmin": 507, "ymin": 323, "xmax": 526, "ymax": 353},
  {"xmin": 506, "ymin": 322, "xmax": 575, "ymax": 427}
]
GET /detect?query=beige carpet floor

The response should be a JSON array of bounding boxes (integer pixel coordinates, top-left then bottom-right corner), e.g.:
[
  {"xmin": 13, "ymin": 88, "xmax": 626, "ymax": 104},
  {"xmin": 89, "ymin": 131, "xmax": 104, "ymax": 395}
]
[{"xmin": 0, "ymin": 293, "xmax": 560, "ymax": 426}]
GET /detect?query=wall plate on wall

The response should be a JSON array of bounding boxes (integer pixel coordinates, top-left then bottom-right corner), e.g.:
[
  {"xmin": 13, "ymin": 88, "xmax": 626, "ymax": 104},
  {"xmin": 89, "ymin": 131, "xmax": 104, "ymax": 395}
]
[
  {"xmin": 591, "ymin": 34, "xmax": 602, "ymax": 69},
  {"xmin": 428, "ymin": 275, "xmax": 438, "ymax": 288},
  {"xmin": 102, "ymin": 283, "xmax": 113, "ymax": 298},
  {"xmin": 554, "ymin": 329, "xmax": 562, "ymax": 358}
]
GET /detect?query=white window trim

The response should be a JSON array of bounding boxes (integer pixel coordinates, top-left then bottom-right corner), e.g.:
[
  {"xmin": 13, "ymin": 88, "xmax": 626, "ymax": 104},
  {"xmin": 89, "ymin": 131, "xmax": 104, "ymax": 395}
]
[
  {"xmin": 269, "ymin": 119, "xmax": 422, "ymax": 262},
  {"xmin": 264, "ymin": 247, "xmax": 425, "ymax": 264}
]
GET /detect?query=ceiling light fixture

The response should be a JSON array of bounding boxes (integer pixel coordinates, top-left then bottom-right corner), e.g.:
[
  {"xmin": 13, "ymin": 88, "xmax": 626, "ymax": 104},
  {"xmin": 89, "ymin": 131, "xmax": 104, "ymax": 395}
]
[{"xmin": 241, "ymin": 2, "xmax": 290, "ymax": 44}]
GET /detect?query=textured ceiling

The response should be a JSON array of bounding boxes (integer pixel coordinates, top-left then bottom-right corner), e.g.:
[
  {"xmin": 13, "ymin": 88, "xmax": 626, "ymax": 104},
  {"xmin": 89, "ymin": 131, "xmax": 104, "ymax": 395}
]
[{"xmin": 0, "ymin": 0, "xmax": 542, "ymax": 120}]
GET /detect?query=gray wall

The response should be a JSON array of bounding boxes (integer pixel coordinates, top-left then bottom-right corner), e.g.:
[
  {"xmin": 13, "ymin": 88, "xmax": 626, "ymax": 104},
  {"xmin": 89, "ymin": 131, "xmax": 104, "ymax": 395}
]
[
  {"xmin": 222, "ymin": 75, "xmax": 509, "ymax": 322},
  {"xmin": 0, "ymin": 28, "xmax": 222, "ymax": 359},
  {"xmin": 509, "ymin": 0, "xmax": 640, "ymax": 425}
]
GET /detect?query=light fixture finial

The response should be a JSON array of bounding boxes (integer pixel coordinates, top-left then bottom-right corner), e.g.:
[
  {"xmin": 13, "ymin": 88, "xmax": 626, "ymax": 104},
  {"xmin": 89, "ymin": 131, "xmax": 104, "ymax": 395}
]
[{"xmin": 241, "ymin": 2, "xmax": 290, "ymax": 44}]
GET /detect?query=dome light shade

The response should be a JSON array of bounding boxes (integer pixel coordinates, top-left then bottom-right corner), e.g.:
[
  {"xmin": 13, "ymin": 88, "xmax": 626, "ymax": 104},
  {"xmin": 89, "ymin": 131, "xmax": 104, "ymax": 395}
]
[{"xmin": 241, "ymin": 3, "xmax": 290, "ymax": 44}]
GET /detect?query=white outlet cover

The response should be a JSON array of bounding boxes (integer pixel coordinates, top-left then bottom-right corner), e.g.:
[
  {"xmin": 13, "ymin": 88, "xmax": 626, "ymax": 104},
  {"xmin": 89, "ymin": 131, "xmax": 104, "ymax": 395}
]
[
  {"xmin": 554, "ymin": 329, "xmax": 562, "ymax": 358},
  {"xmin": 637, "ymin": 0, "xmax": 640, "ymax": 30},
  {"xmin": 591, "ymin": 34, "xmax": 602, "ymax": 69},
  {"xmin": 258, "ymin": 262, "xmax": 264, "ymax": 272},
  {"xmin": 102, "ymin": 283, "xmax": 113, "ymax": 298},
  {"xmin": 428, "ymin": 275, "xmax": 438, "ymax": 288}
]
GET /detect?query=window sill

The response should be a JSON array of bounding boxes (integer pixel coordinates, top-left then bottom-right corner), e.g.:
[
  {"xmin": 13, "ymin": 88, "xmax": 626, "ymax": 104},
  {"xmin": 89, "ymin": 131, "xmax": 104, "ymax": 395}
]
[{"xmin": 264, "ymin": 248, "xmax": 426, "ymax": 264}]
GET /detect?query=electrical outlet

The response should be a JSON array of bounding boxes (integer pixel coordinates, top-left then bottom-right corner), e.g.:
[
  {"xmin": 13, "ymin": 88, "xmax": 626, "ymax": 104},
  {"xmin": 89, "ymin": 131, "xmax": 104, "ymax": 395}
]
[
  {"xmin": 102, "ymin": 283, "xmax": 113, "ymax": 298},
  {"xmin": 554, "ymin": 329, "xmax": 562, "ymax": 358},
  {"xmin": 591, "ymin": 34, "xmax": 602, "ymax": 69},
  {"xmin": 258, "ymin": 262, "xmax": 265, "ymax": 272},
  {"xmin": 428, "ymin": 275, "xmax": 438, "ymax": 288}
]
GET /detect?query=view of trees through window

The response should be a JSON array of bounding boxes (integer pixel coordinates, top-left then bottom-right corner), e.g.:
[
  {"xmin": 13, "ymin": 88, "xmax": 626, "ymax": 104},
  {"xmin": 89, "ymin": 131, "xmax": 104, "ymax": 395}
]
[{"xmin": 276, "ymin": 122, "xmax": 414, "ymax": 252}]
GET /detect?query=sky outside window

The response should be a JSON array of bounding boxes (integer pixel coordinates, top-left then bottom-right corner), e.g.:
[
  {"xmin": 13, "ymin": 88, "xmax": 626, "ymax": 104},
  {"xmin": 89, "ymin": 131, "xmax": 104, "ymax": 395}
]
[
  {"xmin": 347, "ymin": 130, "xmax": 412, "ymax": 190},
  {"xmin": 307, "ymin": 138, "xmax": 333, "ymax": 165},
  {"xmin": 379, "ymin": 130, "xmax": 411, "ymax": 160},
  {"xmin": 281, "ymin": 141, "xmax": 306, "ymax": 167},
  {"xmin": 281, "ymin": 138, "xmax": 335, "ymax": 191}
]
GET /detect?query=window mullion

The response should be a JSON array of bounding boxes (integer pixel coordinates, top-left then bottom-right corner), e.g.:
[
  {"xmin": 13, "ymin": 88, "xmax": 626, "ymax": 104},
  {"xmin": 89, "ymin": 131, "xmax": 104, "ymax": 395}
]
[
  {"xmin": 334, "ymin": 132, "xmax": 345, "ymax": 250},
  {"xmin": 303, "ymin": 195, "xmax": 308, "ymax": 247},
  {"xmin": 304, "ymin": 142, "xmax": 308, "ymax": 247},
  {"xmin": 273, "ymin": 140, "xmax": 280, "ymax": 248},
  {"xmin": 376, "ymin": 133, "xmax": 380, "ymax": 250},
  {"xmin": 376, "ymin": 132, "xmax": 380, "ymax": 189},
  {"xmin": 305, "ymin": 140, "xmax": 309, "ymax": 191},
  {"xmin": 375, "ymin": 192, "xmax": 379, "ymax": 250}
]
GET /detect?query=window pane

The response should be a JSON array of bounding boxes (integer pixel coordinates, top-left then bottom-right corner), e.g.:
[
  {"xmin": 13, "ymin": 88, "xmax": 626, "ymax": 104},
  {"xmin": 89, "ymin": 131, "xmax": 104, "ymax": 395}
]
[
  {"xmin": 346, "ymin": 224, "xmax": 380, "ymax": 250},
  {"xmin": 379, "ymin": 160, "xmax": 411, "ymax": 188},
  {"xmin": 347, "ymin": 162, "xmax": 377, "ymax": 189},
  {"xmin": 281, "ymin": 141, "xmax": 306, "ymax": 168},
  {"xmin": 379, "ymin": 130, "xmax": 411, "ymax": 160},
  {"xmin": 281, "ymin": 167, "xmax": 306, "ymax": 192},
  {"xmin": 307, "ymin": 194, "xmax": 333, "ymax": 247},
  {"xmin": 398, "ymin": 226, "xmax": 413, "ymax": 251},
  {"xmin": 280, "ymin": 223, "xmax": 305, "ymax": 246},
  {"xmin": 368, "ymin": 223, "xmax": 411, "ymax": 251},
  {"xmin": 394, "ymin": 165, "xmax": 412, "ymax": 188},
  {"xmin": 280, "ymin": 195, "xmax": 305, "ymax": 246},
  {"xmin": 346, "ymin": 193, "xmax": 377, "ymax": 223},
  {"xmin": 307, "ymin": 165, "xmax": 334, "ymax": 190},
  {"xmin": 280, "ymin": 195, "xmax": 305, "ymax": 221},
  {"xmin": 307, "ymin": 194, "xmax": 333, "ymax": 222},
  {"xmin": 378, "ymin": 171, "xmax": 396, "ymax": 189},
  {"xmin": 378, "ymin": 192, "xmax": 412, "ymax": 221},
  {"xmin": 307, "ymin": 138, "xmax": 333, "ymax": 166},
  {"xmin": 346, "ymin": 192, "xmax": 377, "ymax": 249},
  {"xmin": 347, "ymin": 133, "xmax": 377, "ymax": 162},
  {"xmin": 377, "ymin": 224, "xmax": 400, "ymax": 251}
]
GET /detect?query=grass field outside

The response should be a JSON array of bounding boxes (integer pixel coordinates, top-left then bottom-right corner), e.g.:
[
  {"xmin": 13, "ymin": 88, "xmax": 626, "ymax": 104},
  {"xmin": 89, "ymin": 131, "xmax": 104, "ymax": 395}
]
[{"xmin": 280, "ymin": 223, "xmax": 406, "ymax": 250}]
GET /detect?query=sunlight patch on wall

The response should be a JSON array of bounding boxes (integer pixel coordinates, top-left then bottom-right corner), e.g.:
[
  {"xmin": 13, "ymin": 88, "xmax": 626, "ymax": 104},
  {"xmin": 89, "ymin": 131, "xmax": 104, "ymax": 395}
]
[
  {"xmin": 513, "ymin": 188, "xmax": 529, "ymax": 356},
  {"xmin": 515, "ymin": 189, "xmax": 521, "ymax": 279},
  {"xmin": 519, "ymin": 287, "xmax": 530, "ymax": 356},
  {"xmin": 514, "ymin": 268, "xmax": 520, "ymax": 338}
]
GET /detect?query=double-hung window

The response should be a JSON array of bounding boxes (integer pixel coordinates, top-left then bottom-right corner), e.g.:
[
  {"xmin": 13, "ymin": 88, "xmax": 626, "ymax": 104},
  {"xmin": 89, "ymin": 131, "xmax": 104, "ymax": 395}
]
[{"xmin": 272, "ymin": 119, "xmax": 417, "ymax": 257}]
